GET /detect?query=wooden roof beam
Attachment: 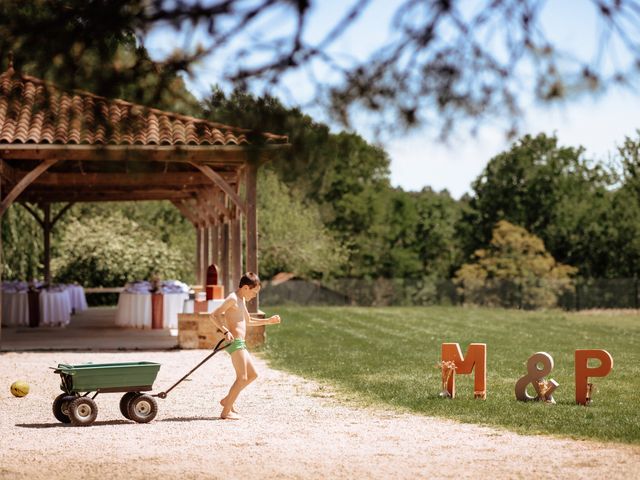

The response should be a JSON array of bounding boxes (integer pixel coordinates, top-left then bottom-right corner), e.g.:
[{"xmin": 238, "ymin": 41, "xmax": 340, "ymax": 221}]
[
  {"xmin": 19, "ymin": 190, "xmax": 195, "ymax": 203},
  {"xmin": 190, "ymin": 162, "xmax": 246, "ymax": 214},
  {"xmin": 28, "ymin": 171, "xmax": 238, "ymax": 187},
  {"xmin": 198, "ymin": 188, "xmax": 231, "ymax": 220},
  {"xmin": 0, "ymin": 144, "xmax": 285, "ymax": 164},
  {"xmin": 0, "ymin": 159, "xmax": 20, "ymax": 185},
  {"xmin": 0, "ymin": 159, "xmax": 57, "ymax": 216},
  {"xmin": 171, "ymin": 198, "xmax": 209, "ymax": 227}
]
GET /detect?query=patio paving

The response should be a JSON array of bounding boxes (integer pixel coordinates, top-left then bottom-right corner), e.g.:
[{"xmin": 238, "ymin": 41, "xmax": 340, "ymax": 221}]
[{"xmin": 0, "ymin": 307, "xmax": 178, "ymax": 351}]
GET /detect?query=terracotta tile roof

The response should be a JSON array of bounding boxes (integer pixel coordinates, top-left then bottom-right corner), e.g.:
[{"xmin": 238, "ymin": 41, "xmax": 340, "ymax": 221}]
[{"xmin": 0, "ymin": 66, "xmax": 288, "ymax": 147}]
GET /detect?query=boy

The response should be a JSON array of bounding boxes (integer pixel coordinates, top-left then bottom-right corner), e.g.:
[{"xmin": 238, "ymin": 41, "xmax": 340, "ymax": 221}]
[{"xmin": 209, "ymin": 272, "xmax": 280, "ymax": 420}]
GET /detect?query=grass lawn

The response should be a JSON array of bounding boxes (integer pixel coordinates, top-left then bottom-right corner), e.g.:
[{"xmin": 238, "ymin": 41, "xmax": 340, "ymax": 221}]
[{"xmin": 260, "ymin": 306, "xmax": 640, "ymax": 444}]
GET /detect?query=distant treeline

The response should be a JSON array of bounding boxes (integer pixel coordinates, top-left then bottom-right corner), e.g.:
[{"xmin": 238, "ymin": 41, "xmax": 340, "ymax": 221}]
[{"xmin": 2, "ymin": 37, "xmax": 639, "ymax": 292}]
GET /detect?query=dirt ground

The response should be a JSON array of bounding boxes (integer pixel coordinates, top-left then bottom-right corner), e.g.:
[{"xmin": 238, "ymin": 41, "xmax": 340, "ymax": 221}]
[{"xmin": 1, "ymin": 350, "xmax": 639, "ymax": 479}]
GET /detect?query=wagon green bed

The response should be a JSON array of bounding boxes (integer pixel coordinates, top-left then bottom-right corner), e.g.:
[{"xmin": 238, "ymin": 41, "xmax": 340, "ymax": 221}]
[
  {"xmin": 50, "ymin": 338, "xmax": 229, "ymax": 427},
  {"xmin": 51, "ymin": 361, "xmax": 161, "ymax": 426}
]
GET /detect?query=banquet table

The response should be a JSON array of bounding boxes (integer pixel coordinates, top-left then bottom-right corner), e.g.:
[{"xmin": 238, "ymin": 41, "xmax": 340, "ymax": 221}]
[
  {"xmin": 1, "ymin": 291, "xmax": 29, "ymax": 327},
  {"xmin": 163, "ymin": 293, "xmax": 189, "ymax": 329},
  {"xmin": 115, "ymin": 292, "xmax": 189, "ymax": 329},
  {"xmin": 39, "ymin": 290, "xmax": 72, "ymax": 327},
  {"xmin": 66, "ymin": 285, "xmax": 88, "ymax": 313},
  {"xmin": 115, "ymin": 292, "xmax": 152, "ymax": 329}
]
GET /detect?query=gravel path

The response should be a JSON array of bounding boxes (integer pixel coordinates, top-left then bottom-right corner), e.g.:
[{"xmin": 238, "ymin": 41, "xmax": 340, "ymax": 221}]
[{"xmin": 1, "ymin": 351, "xmax": 639, "ymax": 479}]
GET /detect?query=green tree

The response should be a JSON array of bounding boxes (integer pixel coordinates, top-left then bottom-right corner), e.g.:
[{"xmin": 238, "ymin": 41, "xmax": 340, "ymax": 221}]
[
  {"xmin": 617, "ymin": 130, "xmax": 640, "ymax": 200},
  {"xmin": 203, "ymin": 89, "xmax": 393, "ymax": 278},
  {"xmin": 257, "ymin": 169, "xmax": 344, "ymax": 278},
  {"xmin": 1, "ymin": 204, "xmax": 42, "ymax": 280},
  {"xmin": 608, "ymin": 132, "xmax": 640, "ymax": 277},
  {"xmin": 1, "ymin": 2, "xmax": 200, "ymax": 115},
  {"xmin": 52, "ymin": 212, "xmax": 188, "ymax": 287},
  {"xmin": 454, "ymin": 220, "xmax": 576, "ymax": 309},
  {"xmin": 413, "ymin": 187, "xmax": 465, "ymax": 278},
  {"xmin": 465, "ymin": 133, "xmax": 615, "ymax": 277}
]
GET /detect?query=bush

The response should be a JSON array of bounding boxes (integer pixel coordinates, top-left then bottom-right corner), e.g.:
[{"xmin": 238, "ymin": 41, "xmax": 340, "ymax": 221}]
[{"xmin": 52, "ymin": 212, "xmax": 189, "ymax": 287}]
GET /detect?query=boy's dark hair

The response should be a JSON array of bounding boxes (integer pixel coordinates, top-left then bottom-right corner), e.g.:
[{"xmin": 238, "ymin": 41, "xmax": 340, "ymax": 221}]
[{"xmin": 239, "ymin": 272, "xmax": 261, "ymax": 289}]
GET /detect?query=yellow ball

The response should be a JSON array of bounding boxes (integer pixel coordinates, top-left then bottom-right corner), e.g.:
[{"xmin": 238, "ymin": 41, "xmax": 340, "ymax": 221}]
[{"xmin": 10, "ymin": 381, "xmax": 29, "ymax": 397}]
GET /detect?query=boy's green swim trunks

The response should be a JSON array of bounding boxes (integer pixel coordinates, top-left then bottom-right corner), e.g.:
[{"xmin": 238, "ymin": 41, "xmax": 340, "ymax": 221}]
[{"xmin": 225, "ymin": 338, "xmax": 247, "ymax": 355}]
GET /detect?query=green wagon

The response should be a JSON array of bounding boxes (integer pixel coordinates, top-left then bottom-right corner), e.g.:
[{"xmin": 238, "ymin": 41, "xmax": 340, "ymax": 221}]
[
  {"xmin": 51, "ymin": 338, "xmax": 229, "ymax": 427},
  {"xmin": 51, "ymin": 362, "xmax": 161, "ymax": 426}
]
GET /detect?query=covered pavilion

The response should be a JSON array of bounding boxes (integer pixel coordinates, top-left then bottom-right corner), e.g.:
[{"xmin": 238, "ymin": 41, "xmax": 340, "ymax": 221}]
[{"xmin": 0, "ymin": 59, "xmax": 289, "ymax": 345}]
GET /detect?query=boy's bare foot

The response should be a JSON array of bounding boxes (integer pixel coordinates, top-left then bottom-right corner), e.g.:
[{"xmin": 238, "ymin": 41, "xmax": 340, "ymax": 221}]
[
  {"xmin": 220, "ymin": 398, "xmax": 238, "ymax": 413},
  {"xmin": 220, "ymin": 412, "xmax": 242, "ymax": 420}
]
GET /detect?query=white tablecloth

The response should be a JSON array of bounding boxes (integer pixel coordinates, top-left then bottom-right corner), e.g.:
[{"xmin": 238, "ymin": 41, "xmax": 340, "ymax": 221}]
[
  {"xmin": 1, "ymin": 291, "xmax": 29, "ymax": 326},
  {"xmin": 40, "ymin": 290, "xmax": 72, "ymax": 327},
  {"xmin": 115, "ymin": 292, "xmax": 152, "ymax": 329},
  {"xmin": 163, "ymin": 293, "xmax": 189, "ymax": 329},
  {"xmin": 115, "ymin": 292, "xmax": 189, "ymax": 329},
  {"xmin": 67, "ymin": 285, "xmax": 88, "ymax": 313}
]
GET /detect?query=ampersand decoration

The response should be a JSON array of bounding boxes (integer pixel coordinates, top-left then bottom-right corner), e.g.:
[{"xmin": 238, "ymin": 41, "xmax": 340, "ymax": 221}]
[{"xmin": 515, "ymin": 352, "xmax": 559, "ymax": 404}]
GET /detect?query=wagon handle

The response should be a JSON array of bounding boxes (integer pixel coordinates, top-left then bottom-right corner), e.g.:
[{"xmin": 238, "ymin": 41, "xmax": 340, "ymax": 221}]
[{"xmin": 154, "ymin": 337, "xmax": 229, "ymax": 399}]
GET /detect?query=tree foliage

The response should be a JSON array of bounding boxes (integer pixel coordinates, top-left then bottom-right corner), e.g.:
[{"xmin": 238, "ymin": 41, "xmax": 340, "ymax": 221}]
[
  {"xmin": 0, "ymin": 1, "xmax": 201, "ymax": 115},
  {"xmin": 203, "ymin": 88, "xmax": 392, "ymax": 277},
  {"xmin": 465, "ymin": 133, "xmax": 616, "ymax": 276},
  {"xmin": 609, "ymin": 132, "xmax": 640, "ymax": 277},
  {"xmin": 454, "ymin": 220, "xmax": 576, "ymax": 309},
  {"xmin": 1, "ymin": 205, "xmax": 42, "ymax": 280},
  {"xmin": 52, "ymin": 212, "xmax": 188, "ymax": 287},
  {"xmin": 257, "ymin": 169, "xmax": 344, "ymax": 278},
  {"xmin": 3, "ymin": 0, "xmax": 639, "ymax": 135}
]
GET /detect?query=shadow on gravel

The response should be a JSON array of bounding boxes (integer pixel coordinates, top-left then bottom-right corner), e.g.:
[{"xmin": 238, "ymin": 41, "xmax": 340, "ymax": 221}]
[
  {"xmin": 16, "ymin": 420, "xmax": 130, "ymax": 428},
  {"xmin": 160, "ymin": 416, "xmax": 220, "ymax": 422}
]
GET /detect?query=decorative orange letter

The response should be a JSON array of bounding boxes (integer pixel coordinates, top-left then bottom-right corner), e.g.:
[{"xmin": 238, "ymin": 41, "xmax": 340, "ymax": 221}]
[
  {"xmin": 441, "ymin": 343, "xmax": 486, "ymax": 399},
  {"xmin": 575, "ymin": 349, "xmax": 613, "ymax": 405}
]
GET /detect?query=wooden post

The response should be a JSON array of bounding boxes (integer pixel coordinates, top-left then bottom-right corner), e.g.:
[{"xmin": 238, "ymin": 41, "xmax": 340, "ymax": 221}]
[
  {"xmin": 231, "ymin": 214, "xmax": 242, "ymax": 291},
  {"xmin": 195, "ymin": 226, "xmax": 202, "ymax": 287},
  {"xmin": 245, "ymin": 158, "xmax": 258, "ymax": 312},
  {"xmin": 221, "ymin": 221, "xmax": 230, "ymax": 297},
  {"xmin": 211, "ymin": 223, "xmax": 219, "ymax": 268},
  {"xmin": 0, "ymin": 162, "xmax": 3, "ymax": 345},
  {"xmin": 43, "ymin": 203, "xmax": 51, "ymax": 284},
  {"xmin": 202, "ymin": 225, "xmax": 210, "ymax": 286},
  {"xmin": 200, "ymin": 224, "xmax": 207, "ymax": 287}
]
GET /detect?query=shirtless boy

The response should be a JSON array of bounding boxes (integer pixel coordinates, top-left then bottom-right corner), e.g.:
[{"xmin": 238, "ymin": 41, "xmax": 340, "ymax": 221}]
[{"xmin": 209, "ymin": 272, "xmax": 280, "ymax": 420}]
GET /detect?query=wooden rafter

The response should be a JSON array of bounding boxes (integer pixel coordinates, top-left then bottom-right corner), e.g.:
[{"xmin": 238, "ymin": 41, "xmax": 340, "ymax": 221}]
[
  {"xmin": 171, "ymin": 199, "xmax": 208, "ymax": 227},
  {"xmin": 198, "ymin": 188, "xmax": 230, "ymax": 220},
  {"xmin": 0, "ymin": 159, "xmax": 20, "ymax": 185},
  {"xmin": 0, "ymin": 159, "xmax": 57, "ymax": 216},
  {"xmin": 171, "ymin": 199, "xmax": 197, "ymax": 225},
  {"xmin": 190, "ymin": 163, "xmax": 246, "ymax": 214},
  {"xmin": 194, "ymin": 196, "xmax": 213, "ymax": 226}
]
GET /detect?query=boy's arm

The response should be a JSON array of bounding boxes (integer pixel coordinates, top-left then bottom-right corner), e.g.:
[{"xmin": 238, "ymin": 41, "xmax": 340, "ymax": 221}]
[
  {"xmin": 209, "ymin": 298, "xmax": 235, "ymax": 339},
  {"xmin": 248, "ymin": 314, "xmax": 281, "ymax": 326}
]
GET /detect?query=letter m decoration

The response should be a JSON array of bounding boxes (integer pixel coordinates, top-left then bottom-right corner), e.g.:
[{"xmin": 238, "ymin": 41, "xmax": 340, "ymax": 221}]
[{"xmin": 441, "ymin": 343, "xmax": 487, "ymax": 399}]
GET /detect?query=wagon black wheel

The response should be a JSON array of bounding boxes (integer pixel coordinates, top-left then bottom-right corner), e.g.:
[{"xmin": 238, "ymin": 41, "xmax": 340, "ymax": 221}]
[
  {"xmin": 119, "ymin": 392, "xmax": 140, "ymax": 420},
  {"xmin": 52, "ymin": 393, "xmax": 76, "ymax": 424},
  {"xmin": 68, "ymin": 397, "xmax": 98, "ymax": 426},
  {"xmin": 127, "ymin": 394, "xmax": 158, "ymax": 423}
]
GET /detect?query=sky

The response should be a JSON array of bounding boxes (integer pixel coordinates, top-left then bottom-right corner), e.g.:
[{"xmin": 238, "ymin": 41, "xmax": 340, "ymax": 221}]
[{"xmin": 145, "ymin": 1, "xmax": 639, "ymax": 199}]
